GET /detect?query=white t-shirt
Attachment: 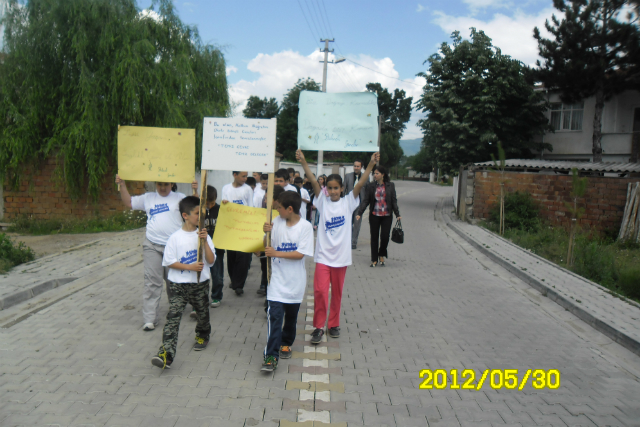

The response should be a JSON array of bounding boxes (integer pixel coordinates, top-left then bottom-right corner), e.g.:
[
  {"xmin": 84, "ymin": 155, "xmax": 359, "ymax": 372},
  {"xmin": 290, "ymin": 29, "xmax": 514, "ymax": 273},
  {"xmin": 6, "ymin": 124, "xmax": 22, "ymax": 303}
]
[
  {"xmin": 131, "ymin": 191, "xmax": 186, "ymax": 245},
  {"xmin": 253, "ymin": 188, "xmax": 265, "ymax": 209},
  {"xmin": 221, "ymin": 183, "xmax": 254, "ymax": 207},
  {"xmin": 299, "ymin": 188, "xmax": 310, "ymax": 220},
  {"xmin": 314, "ymin": 191, "xmax": 360, "ymax": 267},
  {"xmin": 284, "ymin": 184, "xmax": 297, "ymax": 193},
  {"xmin": 163, "ymin": 228, "xmax": 216, "ymax": 283},
  {"xmin": 268, "ymin": 217, "xmax": 314, "ymax": 304}
]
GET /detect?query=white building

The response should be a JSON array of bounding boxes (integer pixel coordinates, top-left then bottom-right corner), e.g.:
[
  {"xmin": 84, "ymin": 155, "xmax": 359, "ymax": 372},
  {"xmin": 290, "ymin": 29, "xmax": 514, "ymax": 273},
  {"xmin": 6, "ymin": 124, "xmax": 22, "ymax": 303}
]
[{"xmin": 534, "ymin": 89, "xmax": 640, "ymax": 162}]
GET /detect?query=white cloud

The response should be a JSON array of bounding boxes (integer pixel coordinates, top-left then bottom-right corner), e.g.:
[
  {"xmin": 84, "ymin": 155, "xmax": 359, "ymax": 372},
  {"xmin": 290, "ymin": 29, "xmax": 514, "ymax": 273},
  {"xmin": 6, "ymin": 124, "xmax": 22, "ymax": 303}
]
[
  {"xmin": 227, "ymin": 50, "xmax": 426, "ymax": 139},
  {"xmin": 139, "ymin": 8, "xmax": 161, "ymax": 22},
  {"xmin": 463, "ymin": 0, "xmax": 511, "ymax": 12},
  {"xmin": 226, "ymin": 66, "xmax": 238, "ymax": 76},
  {"xmin": 432, "ymin": 7, "xmax": 555, "ymax": 67},
  {"xmin": 416, "ymin": 4, "xmax": 426, "ymax": 12}
]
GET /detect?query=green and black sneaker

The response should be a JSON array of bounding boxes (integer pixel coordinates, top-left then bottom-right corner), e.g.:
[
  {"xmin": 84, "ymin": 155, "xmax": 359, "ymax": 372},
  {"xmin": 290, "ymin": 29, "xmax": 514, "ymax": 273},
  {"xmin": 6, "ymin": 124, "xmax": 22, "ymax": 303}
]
[
  {"xmin": 194, "ymin": 336, "xmax": 209, "ymax": 351},
  {"xmin": 261, "ymin": 356, "xmax": 278, "ymax": 372}
]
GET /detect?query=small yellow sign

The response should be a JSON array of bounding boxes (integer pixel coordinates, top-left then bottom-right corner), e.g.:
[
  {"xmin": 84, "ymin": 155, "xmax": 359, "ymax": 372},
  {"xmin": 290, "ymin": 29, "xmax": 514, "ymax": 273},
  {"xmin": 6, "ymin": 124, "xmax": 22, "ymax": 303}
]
[
  {"xmin": 213, "ymin": 203, "xmax": 279, "ymax": 252},
  {"xmin": 118, "ymin": 125, "xmax": 195, "ymax": 183}
]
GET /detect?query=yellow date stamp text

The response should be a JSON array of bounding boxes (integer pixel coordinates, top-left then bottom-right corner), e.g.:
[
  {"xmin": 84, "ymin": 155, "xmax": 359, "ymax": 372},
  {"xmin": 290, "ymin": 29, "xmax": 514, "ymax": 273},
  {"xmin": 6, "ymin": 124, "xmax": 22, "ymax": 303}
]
[{"xmin": 419, "ymin": 369, "xmax": 560, "ymax": 390}]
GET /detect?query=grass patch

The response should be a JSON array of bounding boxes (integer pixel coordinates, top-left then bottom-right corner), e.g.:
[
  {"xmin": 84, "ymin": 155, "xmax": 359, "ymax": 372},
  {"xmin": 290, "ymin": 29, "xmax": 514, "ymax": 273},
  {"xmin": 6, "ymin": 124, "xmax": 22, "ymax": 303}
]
[
  {"xmin": 8, "ymin": 210, "xmax": 147, "ymax": 235},
  {"xmin": 0, "ymin": 233, "xmax": 35, "ymax": 274}
]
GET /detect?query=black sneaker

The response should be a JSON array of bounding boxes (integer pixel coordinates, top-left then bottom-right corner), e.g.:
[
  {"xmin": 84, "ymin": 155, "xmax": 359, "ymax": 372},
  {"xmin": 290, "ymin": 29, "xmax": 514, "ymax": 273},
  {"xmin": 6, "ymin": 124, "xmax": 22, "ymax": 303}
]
[
  {"xmin": 310, "ymin": 328, "xmax": 324, "ymax": 345},
  {"xmin": 151, "ymin": 351, "xmax": 172, "ymax": 370},
  {"xmin": 261, "ymin": 356, "xmax": 278, "ymax": 372},
  {"xmin": 235, "ymin": 288, "xmax": 244, "ymax": 296},
  {"xmin": 194, "ymin": 336, "xmax": 208, "ymax": 351},
  {"xmin": 328, "ymin": 327, "xmax": 340, "ymax": 338},
  {"xmin": 257, "ymin": 287, "xmax": 266, "ymax": 295},
  {"xmin": 279, "ymin": 346, "xmax": 292, "ymax": 359}
]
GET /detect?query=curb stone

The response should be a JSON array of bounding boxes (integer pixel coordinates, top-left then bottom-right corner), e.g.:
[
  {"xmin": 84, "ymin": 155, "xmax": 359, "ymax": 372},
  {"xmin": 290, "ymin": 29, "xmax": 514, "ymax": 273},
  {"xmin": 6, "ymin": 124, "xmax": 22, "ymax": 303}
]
[{"xmin": 442, "ymin": 201, "xmax": 640, "ymax": 357}]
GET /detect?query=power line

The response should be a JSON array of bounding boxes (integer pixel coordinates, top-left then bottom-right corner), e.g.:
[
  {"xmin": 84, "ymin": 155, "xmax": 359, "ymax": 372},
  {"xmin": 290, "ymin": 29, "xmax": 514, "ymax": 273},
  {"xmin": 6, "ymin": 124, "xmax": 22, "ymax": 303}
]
[
  {"xmin": 313, "ymin": 0, "xmax": 331, "ymax": 38},
  {"xmin": 320, "ymin": 0, "xmax": 335, "ymax": 38},
  {"xmin": 303, "ymin": 0, "xmax": 324, "ymax": 40},
  {"xmin": 296, "ymin": 0, "xmax": 321, "ymax": 48}
]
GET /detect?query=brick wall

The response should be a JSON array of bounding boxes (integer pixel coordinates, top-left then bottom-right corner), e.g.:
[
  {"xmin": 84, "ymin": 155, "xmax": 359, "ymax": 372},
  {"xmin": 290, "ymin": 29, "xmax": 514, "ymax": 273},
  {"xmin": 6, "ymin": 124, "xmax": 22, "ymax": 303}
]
[
  {"xmin": 473, "ymin": 171, "xmax": 640, "ymax": 232},
  {"xmin": 2, "ymin": 156, "xmax": 146, "ymax": 220}
]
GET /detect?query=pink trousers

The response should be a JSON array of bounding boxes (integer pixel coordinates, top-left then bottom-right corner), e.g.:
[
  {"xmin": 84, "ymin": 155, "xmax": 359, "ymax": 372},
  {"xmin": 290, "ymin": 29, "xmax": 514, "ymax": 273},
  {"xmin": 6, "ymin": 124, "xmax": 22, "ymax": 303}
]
[{"xmin": 313, "ymin": 263, "xmax": 348, "ymax": 329}]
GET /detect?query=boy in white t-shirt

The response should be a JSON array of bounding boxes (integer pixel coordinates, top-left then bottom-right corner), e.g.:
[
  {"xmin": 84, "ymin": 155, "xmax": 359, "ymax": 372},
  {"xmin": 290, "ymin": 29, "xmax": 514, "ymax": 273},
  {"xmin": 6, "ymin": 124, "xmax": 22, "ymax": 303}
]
[
  {"xmin": 260, "ymin": 191, "xmax": 314, "ymax": 372},
  {"xmin": 115, "ymin": 175, "xmax": 197, "ymax": 331},
  {"xmin": 297, "ymin": 149, "xmax": 378, "ymax": 345},
  {"xmin": 221, "ymin": 171, "xmax": 254, "ymax": 296},
  {"xmin": 151, "ymin": 196, "xmax": 216, "ymax": 370},
  {"xmin": 253, "ymin": 174, "xmax": 267, "ymax": 208},
  {"xmin": 294, "ymin": 177, "xmax": 310, "ymax": 221}
]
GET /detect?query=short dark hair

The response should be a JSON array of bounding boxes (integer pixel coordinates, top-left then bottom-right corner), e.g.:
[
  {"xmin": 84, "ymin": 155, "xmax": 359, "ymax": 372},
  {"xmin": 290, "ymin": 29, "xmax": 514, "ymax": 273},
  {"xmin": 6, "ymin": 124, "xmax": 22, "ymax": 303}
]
[
  {"xmin": 206, "ymin": 185, "xmax": 217, "ymax": 202},
  {"xmin": 326, "ymin": 173, "xmax": 343, "ymax": 187},
  {"xmin": 272, "ymin": 185, "xmax": 285, "ymax": 201},
  {"xmin": 278, "ymin": 190, "xmax": 301, "ymax": 214},
  {"xmin": 354, "ymin": 160, "xmax": 363, "ymax": 167},
  {"xmin": 254, "ymin": 171, "xmax": 261, "ymax": 175},
  {"xmin": 275, "ymin": 169, "xmax": 290, "ymax": 181},
  {"xmin": 246, "ymin": 177, "xmax": 256, "ymax": 187},
  {"xmin": 374, "ymin": 165, "xmax": 390, "ymax": 183},
  {"xmin": 287, "ymin": 168, "xmax": 295, "ymax": 175},
  {"xmin": 260, "ymin": 174, "xmax": 268, "ymax": 181},
  {"xmin": 179, "ymin": 196, "xmax": 200, "ymax": 220},
  {"xmin": 232, "ymin": 171, "xmax": 240, "ymax": 175},
  {"xmin": 294, "ymin": 177, "xmax": 303, "ymax": 185}
]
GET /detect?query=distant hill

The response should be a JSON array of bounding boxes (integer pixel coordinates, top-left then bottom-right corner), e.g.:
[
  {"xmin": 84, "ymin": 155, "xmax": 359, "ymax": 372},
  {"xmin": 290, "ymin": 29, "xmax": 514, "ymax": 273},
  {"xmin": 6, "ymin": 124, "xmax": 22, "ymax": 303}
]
[{"xmin": 399, "ymin": 138, "xmax": 422, "ymax": 156}]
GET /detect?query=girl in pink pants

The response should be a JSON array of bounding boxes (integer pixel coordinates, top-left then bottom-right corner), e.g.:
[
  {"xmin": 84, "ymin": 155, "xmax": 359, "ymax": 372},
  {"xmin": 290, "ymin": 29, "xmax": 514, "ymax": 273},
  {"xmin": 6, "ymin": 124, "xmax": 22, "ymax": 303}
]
[{"xmin": 297, "ymin": 150, "xmax": 379, "ymax": 344}]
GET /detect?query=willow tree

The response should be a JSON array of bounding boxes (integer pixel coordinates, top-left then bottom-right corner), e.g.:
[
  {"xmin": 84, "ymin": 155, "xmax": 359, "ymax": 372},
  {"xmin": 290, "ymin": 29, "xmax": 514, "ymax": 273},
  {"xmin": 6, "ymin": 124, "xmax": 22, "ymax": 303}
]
[{"xmin": 0, "ymin": 0, "xmax": 230, "ymax": 199}]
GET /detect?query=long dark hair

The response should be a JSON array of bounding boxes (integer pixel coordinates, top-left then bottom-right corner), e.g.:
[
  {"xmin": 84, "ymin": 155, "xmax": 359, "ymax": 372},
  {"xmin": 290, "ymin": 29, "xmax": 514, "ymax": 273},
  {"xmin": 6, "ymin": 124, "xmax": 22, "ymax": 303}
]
[
  {"xmin": 326, "ymin": 173, "xmax": 343, "ymax": 188},
  {"xmin": 374, "ymin": 165, "xmax": 390, "ymax": 183},
  {"xmin": 318, "ymin": 174, "xmax": 327, "ymax": 187}
]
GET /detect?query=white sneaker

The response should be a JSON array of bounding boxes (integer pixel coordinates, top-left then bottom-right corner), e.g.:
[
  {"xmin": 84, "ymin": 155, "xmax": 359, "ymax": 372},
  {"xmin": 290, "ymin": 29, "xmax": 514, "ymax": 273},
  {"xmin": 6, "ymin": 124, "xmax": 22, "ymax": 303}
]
[{"xmin": 143, "ymin": 323, "xmax": 155, "ymax": 331}]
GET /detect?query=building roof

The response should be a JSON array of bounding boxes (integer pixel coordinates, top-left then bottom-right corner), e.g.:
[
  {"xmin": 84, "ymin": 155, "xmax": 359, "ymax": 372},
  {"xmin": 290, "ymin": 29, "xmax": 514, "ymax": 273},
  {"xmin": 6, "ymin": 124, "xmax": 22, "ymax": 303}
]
[{"xmin": 473, "ymin": 159, "xmax": 640, "ymax": 173}]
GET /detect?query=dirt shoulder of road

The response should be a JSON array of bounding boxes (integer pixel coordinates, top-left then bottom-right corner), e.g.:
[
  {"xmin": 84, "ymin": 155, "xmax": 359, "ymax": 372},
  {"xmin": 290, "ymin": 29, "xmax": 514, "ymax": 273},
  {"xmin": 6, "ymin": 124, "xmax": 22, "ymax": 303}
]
[{"xmin": 4, "ymin": 231, "xmax": 136, "ymax": 258}]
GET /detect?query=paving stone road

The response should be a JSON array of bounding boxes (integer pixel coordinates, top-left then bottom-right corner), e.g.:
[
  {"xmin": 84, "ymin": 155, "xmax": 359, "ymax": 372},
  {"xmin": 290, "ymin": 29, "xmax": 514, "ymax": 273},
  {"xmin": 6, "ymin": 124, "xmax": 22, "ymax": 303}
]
[{"xmin": 1, "ymin": 181, "xmax": 639, "ymax": 427}]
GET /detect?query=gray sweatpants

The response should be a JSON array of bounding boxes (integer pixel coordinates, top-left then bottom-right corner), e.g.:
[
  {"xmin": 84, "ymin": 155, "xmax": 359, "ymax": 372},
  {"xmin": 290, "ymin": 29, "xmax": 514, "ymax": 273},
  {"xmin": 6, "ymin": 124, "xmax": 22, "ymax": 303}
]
[{"xmin": 142, "ymin": 237, "xmax": 169, "ymax": 325}]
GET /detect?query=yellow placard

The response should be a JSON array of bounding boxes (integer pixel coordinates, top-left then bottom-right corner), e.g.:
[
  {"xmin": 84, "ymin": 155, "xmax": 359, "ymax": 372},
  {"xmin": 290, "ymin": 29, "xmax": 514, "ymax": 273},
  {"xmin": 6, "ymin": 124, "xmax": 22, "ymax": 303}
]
[
  {"xmin": 213, "ymin": 203, "xmax": 279, "ymax": 252},
  {"xmin": 118, "ymin": 125, "xmax": 196, "ymax": 183}
]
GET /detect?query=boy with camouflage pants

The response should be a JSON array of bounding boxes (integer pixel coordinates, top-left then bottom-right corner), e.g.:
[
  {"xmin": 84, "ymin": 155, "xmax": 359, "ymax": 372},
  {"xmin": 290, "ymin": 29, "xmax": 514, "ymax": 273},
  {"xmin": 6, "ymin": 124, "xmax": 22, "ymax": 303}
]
[{"xmin": 151, "ymin": 196, "xmax": 216, "ymax": 369}]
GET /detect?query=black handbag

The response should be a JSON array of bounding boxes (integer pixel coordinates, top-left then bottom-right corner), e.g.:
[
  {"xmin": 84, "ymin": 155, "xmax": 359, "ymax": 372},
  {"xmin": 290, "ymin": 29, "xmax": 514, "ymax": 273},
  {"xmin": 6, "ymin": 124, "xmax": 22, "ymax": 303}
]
[{"xmin": 391, "ymin": 220, "xmax": 404, "ymax": 244}]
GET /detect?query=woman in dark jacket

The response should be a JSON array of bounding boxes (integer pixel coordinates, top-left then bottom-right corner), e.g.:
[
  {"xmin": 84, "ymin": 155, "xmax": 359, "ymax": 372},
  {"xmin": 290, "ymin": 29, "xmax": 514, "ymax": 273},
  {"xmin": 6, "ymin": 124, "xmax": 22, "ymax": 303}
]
[{"xmin": 355, "ymin": 165, "xmax": 400, "ymax": 267}]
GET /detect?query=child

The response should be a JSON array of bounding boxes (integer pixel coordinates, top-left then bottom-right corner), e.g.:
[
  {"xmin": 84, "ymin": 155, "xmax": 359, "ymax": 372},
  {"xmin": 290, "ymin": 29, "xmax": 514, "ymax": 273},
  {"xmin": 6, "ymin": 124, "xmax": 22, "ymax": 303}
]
[
  {"xmin": 114, "ymin": 175, "xmax": 197, "ymax": 331},
  {"xmin": 205, "ymin": 186, "xmax": 225, "ymax": 307},
  {"xmin": 254, "ymin": 174, "xmax": 268, "ymax": 209},
  {"xmin": 261, "ymin": 191, "xmax": 314, "ymax": 371},
  {"xmin": 221, "ymin": 171, "xmax": 254, "ymax": 295},
  {"xmin": 297, "ymin": 149, "xmax": 378, "ymax": 344},
  {"xmin": 294, "ymin": 177, "xmax": 311, "ymax": 222},
  {"xmin": 151, "ymin": 196, "xmax": 216, "ymax": 369},
  {"xmin": 246, "ymin": 176, "xmax": 257, "ymax": 191},
  {"xmin": 257, "ymin": 185, "xmax": 286, "ymax": 299}
]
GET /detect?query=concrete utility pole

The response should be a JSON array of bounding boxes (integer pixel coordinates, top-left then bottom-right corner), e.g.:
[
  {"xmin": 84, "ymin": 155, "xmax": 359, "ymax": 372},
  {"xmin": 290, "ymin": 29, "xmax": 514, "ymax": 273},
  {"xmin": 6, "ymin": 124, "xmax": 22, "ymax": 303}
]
[{"xmin": 317, "ymin": 38, "xmax": 342, "ymax": 178}]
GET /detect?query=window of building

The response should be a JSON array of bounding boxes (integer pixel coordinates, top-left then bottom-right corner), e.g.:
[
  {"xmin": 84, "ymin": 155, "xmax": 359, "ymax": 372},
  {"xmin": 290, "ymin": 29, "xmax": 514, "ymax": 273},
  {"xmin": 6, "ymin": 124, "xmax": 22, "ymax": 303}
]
[{"xmin": 549, "ymin": 102, "xmax": 584, "ymax": 131}]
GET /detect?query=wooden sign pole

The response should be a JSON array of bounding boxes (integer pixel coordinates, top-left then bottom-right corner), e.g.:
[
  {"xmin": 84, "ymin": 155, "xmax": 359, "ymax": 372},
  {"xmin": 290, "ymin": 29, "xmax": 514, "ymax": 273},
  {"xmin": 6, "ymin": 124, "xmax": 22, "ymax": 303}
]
[
  {"xmin": 196, "ymin": 170, "xmax": 208, "ymax": 283},
  {"xmin": 265, "ymin": 173, "xmax": 275, "ymax": 283}
]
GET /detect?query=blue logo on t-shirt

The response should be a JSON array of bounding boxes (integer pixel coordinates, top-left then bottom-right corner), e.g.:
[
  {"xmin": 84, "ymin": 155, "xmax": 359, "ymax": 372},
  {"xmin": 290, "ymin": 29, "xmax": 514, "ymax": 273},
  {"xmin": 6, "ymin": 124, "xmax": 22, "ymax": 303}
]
[
  {"xmin": 150, "ymin": 203, "xmax": 170, "ymax": 216},
  {"xmin": 276, "ymin": 242, "xmax": 298, "ymax": 252},
  {"xmin": 233, "ymin": 200, "xmax": 244, "ymax": 205},
  {"xmin": 325, "ymin": 216, "xmax": 345, "ymax": 235},
  {"xmin": 179, "ymin": 249, "xmax": 197, "ymax": 273}
]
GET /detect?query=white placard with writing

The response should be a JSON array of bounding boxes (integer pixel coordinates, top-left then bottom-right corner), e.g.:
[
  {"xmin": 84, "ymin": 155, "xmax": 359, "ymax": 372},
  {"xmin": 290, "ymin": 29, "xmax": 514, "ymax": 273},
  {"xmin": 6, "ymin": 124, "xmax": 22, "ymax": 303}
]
[{"xmin": 201, "ymin": 117, "xmax": 276, "ymax": 172}]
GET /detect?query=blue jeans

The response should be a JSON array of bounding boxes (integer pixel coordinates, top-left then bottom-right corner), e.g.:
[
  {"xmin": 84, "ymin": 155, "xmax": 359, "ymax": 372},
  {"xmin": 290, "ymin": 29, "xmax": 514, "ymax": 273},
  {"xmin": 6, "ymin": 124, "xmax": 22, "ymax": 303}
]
[
  {"xmin": 211, "ymin": 249, "xmax": 225, "ymax": 300},
  {"xmin": 264, "ymin": 300, "xmax": 300, "ymax": 359}
]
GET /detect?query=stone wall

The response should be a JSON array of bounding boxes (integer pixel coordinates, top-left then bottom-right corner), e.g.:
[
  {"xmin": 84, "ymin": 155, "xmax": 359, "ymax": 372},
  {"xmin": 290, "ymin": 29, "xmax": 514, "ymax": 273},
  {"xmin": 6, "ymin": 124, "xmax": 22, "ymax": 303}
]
[
  {"xmin": 472, "ymin": 170, "xmax": 640, "ymax": 232},
  {"xmin": 2, "ymin": 157, "xmax": 146, "ymax": 220}
]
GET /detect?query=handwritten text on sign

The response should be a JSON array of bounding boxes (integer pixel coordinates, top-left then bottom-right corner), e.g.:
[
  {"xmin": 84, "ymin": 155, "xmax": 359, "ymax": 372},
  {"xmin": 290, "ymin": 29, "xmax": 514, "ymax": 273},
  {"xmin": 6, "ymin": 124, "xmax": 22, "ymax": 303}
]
[
  {"xmin": 212, "ymin": 203, "xmax": 279, "ymax": 253},
  {"xmin": 201, "ymin": 117, "xmax": 276, "ymax": 172},
  {"xmin": 297, "ymin": 91, "xmax": 379, "ymax": 152},
  {"xmin": 118, "ymin": 126, "xmax": 195, "ymax": 183}
]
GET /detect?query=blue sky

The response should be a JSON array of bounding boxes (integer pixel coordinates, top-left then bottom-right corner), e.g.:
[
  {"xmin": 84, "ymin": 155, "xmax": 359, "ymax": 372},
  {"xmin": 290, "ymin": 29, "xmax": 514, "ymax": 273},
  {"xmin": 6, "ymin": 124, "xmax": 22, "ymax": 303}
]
[{"xmin": 133, "ymin": 1, "xmax": 556, "ymax": 138}]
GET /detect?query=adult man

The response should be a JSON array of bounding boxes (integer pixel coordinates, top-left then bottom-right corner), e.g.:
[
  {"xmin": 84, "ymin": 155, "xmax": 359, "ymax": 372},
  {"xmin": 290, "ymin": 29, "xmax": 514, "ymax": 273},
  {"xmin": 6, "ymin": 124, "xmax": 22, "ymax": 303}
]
[{"xmin": 344, "ymin": 160, "xmax": 365, "ymax": 249}]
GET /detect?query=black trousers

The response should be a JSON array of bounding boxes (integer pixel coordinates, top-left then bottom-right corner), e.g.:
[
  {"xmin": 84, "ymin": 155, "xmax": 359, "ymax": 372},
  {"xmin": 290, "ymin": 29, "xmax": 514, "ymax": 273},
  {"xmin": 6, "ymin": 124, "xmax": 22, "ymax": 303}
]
[
  {"xmin": 264, "ymin": 300, "xmax": 300, "ymax": 359},
  {"xmin": 226, "ymin": 250, "xmax": 252, "ymax": 289},
  {"xmin": 369, "ymin": 215, "xmax": 393, "ymax": 262}
]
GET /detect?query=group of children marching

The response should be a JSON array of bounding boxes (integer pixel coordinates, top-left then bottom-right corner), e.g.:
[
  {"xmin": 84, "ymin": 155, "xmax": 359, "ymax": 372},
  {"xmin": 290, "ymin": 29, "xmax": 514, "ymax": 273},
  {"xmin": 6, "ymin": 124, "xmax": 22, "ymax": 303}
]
[{"xmin": 115, "ymin": 149, "xmax": 379, "ymax": 371}]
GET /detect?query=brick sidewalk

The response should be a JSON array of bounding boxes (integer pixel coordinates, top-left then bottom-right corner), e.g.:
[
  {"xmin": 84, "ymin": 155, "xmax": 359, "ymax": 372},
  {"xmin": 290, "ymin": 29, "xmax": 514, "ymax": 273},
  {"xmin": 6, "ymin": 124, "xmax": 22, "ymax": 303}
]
[{"xmin": 0, "ymin": 182, "xmax": 639, "ymax": 426}]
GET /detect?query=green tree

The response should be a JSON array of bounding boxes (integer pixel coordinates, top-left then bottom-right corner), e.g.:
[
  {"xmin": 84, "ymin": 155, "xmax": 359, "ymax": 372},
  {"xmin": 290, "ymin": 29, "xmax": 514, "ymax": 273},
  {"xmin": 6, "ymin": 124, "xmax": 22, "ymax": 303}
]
[
  {"xmin": 365, "ymin": 83, "xmax": 413, "ymax": 140},
  {"xmin": 276, "ymin": 78, "xmax": 321, "ymax": 160},
  {"xmin": 415, "ymin": 29, "xmax": 550, "ymax": 174},
  {"xmin": 534, "ymin": 0, "xmax": 640, "ymax": 162},
  {"xmin": 380, "ymin": 133, "xmax": 404, "ymax": 168},
  {"xmin": 411, "ymin": 147, "xmax": 433, "ymax": 175},
  {"xmin": 0, "ymin": 0, "xmax": 229, "ymax": 199},
  {"xmin": 243, "ymin": 96, "xmax": 279, "ymax": 119}
]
